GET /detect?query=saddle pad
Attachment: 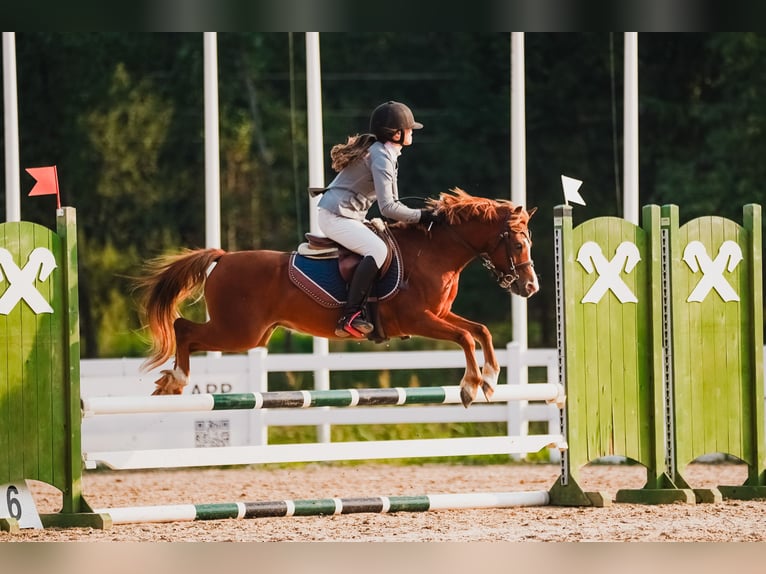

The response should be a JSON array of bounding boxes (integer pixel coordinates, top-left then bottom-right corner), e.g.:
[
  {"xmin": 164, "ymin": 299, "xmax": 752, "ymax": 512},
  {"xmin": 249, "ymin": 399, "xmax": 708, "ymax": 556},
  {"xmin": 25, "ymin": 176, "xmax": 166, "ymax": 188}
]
[{"xmin": 288, "ymin": 249, "xmax": 403, "ymax": 309}]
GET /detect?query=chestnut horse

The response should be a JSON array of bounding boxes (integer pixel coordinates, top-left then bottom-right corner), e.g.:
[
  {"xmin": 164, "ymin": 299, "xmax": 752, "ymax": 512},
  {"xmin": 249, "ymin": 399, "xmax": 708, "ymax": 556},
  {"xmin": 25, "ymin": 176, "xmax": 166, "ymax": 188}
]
[{"xmin": 137, "ymin": 188, "xmax": 538, "ymax": 407}]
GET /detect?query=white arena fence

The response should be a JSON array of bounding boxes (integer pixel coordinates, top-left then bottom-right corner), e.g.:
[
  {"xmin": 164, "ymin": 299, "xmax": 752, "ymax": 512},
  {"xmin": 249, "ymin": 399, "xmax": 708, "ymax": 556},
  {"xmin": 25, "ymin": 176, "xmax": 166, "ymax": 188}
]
[{"xmin": 80, "ymin": 342, "xmax": 563, "ymax": 469}]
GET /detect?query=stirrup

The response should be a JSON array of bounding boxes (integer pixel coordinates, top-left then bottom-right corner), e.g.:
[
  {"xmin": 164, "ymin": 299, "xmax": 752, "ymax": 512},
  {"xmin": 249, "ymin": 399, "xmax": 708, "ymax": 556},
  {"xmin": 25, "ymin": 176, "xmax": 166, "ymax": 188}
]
[{"xmin": 335, "ymin": 310, "xmax": 373, "ymax": 339}]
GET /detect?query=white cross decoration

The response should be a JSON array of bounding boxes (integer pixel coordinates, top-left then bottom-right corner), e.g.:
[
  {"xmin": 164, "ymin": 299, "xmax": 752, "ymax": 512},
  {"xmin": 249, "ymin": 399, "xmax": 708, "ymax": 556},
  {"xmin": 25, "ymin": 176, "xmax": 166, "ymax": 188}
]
[
  {"xmin": 0, "ymin": 247, "xmax": 57, "ymax": 315},
  {"xmin": 577, "ymin": 241, "xmax": 641, "ymax": 304},
  {"xmin": 683, "ymin": 240, "xmax": 742, "ymax": 303}
]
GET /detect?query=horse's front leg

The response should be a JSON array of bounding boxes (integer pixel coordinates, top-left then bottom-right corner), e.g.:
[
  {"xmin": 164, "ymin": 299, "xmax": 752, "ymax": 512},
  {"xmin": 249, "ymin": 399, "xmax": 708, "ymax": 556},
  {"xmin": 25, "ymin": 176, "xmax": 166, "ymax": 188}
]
[
  {"xmin": 442, "ymin": 312, "xmax": 499, "ymax": 399},
  {"xmin": 409, "ymin": 311, "xmax": 483, "ymax": 408}
]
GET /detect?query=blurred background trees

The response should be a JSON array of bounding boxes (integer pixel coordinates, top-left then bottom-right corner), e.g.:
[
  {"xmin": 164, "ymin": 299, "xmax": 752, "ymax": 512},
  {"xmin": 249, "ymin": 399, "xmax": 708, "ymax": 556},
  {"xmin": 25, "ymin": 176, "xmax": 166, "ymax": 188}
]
[{"xmin": 3, "ymin": 32, "xmax": 765, "ymax": 357}]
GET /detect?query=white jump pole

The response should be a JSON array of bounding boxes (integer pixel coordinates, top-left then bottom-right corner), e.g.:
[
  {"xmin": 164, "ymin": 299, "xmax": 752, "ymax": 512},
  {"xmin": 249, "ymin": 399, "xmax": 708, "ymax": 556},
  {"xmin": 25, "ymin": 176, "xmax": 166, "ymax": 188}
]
[
  {"xmin": 95, "ymin": 490, "xmax": 550, "ymax": 524},
  {"xmin": 82, "ymin": 383, "xmax": 567, "ymax": 416}
]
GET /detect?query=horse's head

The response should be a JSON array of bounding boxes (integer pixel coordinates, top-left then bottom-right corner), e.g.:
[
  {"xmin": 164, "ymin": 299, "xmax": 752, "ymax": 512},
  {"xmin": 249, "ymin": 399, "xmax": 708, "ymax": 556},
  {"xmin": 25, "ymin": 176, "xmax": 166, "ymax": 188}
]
[
  {"xmin": 430, "ymin": 188, "xmax": 539, "ymax": 298},
  {"xmin": 488, "ymin": 203, "xmax": 539, "ymax": 298}
]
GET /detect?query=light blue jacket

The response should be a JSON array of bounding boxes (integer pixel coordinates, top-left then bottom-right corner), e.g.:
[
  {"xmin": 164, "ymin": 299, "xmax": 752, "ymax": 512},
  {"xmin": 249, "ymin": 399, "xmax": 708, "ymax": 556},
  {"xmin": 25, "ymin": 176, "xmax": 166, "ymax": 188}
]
[{"xmin": 318, "ymin": 141, "xmax": 422, "ymax": 223}]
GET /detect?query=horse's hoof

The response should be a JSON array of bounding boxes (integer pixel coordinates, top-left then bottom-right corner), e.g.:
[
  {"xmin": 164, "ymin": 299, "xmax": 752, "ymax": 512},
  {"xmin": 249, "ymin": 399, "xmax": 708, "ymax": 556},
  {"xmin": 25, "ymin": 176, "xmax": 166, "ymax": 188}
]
[
  {"xmin": 151, "ymin": 380, "xmax": 172, "ymax": 395},
  {"xmin": 151, "ymin": 377, "xmax": 168, "ymax": 395},
  {"xmin": 460, "ymin": 386, "xmax": 475, "ymax": 408},
  {"xmin": 153, "ymin": 381, "xmax": 185, "ymax": 395},
  {"xmin": 481, "ymin": 381, "xmax": 495, "ymax": 402},
  {"xmin": 151, "ymin": 368, "xmax": 187, "ymax": 395}
]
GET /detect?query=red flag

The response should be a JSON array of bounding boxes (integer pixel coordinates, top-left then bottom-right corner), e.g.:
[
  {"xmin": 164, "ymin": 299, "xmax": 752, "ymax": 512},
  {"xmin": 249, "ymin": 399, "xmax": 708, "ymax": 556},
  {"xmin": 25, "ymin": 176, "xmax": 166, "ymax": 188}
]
[{"xmin": 26, "ymin": 165, "xmax": 61, "ymax": 209}]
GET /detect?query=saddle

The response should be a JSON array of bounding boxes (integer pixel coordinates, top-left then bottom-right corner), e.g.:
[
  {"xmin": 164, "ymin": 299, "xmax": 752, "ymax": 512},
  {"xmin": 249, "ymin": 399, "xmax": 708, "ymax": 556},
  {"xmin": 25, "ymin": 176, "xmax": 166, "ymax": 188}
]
[
  {"xmin": 289, "ymin": 219, "xmax": 403, "ymax": 342},
  {"xmin": 296, "ymin": 218, "xmax": 396, "ymax": 282}
]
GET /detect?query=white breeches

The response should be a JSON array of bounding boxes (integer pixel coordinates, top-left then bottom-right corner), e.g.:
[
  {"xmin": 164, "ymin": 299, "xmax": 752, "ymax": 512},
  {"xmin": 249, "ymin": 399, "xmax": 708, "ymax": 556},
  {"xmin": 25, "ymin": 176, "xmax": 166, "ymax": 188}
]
[{"xmin": 317, "ymin": 208, "xmax": 388, "ymax": 268}]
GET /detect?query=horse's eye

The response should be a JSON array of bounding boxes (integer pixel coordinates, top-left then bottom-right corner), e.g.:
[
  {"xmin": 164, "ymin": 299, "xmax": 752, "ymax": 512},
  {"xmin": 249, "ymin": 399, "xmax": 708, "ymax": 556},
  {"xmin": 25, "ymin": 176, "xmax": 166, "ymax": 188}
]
[{"xmin": 515, "ymin": 243, "xmax": 523, "ymax": 250}]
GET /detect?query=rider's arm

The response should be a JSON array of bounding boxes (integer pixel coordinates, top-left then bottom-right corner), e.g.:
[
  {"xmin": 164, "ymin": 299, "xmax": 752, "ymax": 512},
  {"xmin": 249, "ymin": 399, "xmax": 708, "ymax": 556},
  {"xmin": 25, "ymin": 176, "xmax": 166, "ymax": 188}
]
[{"xmin": 369, "ymin": 144, "xmax": 422, "ymax": 224}]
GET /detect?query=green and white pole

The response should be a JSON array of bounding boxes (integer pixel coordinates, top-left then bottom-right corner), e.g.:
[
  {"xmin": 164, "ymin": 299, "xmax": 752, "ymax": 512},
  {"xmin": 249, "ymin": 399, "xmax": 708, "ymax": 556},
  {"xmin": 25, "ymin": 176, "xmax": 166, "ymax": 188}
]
[
  {"xmin": 96, "ymin": 490, "xmax": 550, "ymax": 525},
  {"xmin": 82, "ymin": 383, "xmax": 566, "ymax": 417}
]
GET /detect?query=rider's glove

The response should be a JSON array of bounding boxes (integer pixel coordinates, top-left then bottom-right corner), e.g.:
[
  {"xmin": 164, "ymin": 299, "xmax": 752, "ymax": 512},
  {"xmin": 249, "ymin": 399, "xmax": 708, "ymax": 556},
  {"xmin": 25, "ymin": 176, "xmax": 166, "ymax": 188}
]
[{"xmin": 419, "ymin": 210, "xmax": 444, "ymax": 226}]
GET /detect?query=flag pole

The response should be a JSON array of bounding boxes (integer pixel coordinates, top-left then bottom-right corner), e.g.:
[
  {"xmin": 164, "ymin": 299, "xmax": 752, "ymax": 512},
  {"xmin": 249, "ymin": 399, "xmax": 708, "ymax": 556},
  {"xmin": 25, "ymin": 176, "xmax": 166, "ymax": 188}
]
[
  {"xmin": 26, "ymin": 165, "xmax": 62, "ymax": 213},
  {"xmin": 54, "ymin": 165, "xmax": 61, "ymax": 209}
]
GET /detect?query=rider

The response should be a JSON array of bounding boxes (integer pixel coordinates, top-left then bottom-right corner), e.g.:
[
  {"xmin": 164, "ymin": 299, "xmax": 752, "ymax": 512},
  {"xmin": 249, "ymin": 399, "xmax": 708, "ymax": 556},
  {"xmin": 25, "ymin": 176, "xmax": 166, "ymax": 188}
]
[{"xmin": 317, "ymin": 100, "xmax": 442, "ymax": 338}]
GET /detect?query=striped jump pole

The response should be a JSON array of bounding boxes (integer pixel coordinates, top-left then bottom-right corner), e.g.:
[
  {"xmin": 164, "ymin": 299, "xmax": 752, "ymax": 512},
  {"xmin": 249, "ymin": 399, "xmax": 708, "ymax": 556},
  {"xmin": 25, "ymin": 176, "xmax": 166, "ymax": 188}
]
[
  {"xmin": 94, "ymin": 490, "xmax": 550, "ymax": 525},
  {"xmin": 81, "ymin": 383, "xmax": 566, "ymax": 417}
]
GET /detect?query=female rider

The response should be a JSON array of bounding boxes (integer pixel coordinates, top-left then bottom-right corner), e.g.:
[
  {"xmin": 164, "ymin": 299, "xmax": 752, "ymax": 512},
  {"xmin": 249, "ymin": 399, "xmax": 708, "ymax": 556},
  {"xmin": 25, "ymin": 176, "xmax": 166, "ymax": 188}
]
[{"xmin": 317, "ymin": 101, "xmax": 441, "ymax": 338}]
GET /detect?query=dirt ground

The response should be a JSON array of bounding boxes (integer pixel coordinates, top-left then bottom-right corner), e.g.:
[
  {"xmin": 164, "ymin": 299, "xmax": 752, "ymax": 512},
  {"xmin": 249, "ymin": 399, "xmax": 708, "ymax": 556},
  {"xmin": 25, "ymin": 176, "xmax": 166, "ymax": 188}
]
[{"xmin": 3, "ymin": 461, "xmax": 765, "ymax": 543}]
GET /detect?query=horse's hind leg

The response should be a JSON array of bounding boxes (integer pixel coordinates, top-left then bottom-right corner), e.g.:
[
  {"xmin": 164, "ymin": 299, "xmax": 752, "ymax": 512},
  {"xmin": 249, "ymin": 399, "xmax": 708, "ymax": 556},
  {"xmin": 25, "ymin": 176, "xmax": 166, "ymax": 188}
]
[
  {"xmin": 151, "ymin": 318, "xmax": 197, "ymax": 395},
  {"xmin": 151, "ymin": 318, "xmax": 275, "ymax": 395}
]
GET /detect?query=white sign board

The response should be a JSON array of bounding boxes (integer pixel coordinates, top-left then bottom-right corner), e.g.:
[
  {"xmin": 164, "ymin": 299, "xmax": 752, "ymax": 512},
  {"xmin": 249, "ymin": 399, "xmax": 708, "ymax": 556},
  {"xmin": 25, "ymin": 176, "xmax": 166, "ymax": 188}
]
[{"xmin": 0, "ymin": 481, "xmax": 43, "ymax": 529}]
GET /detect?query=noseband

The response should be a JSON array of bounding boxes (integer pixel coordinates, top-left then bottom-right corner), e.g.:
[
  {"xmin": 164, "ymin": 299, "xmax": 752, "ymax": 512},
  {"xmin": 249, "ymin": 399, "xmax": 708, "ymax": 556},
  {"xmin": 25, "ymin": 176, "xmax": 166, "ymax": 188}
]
[{"xmin": 444, "ymin": 221, "xmax": 535, "ymax": 292}]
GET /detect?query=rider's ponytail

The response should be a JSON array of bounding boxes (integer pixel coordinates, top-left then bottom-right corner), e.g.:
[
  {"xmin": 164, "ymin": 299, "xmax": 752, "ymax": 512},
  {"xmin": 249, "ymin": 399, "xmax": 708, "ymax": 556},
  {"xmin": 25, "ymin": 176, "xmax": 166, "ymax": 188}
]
[{"xmin": 330, "ymin": 133, "xmax": 376, "ymax": 172}]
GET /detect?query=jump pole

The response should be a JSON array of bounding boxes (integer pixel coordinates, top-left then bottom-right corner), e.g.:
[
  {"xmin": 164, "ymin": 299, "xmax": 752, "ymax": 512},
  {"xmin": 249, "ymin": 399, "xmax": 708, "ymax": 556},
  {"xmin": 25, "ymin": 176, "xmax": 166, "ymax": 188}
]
[
  {"xmin": 94, "ymin": 490, "xmax": 550, "ymax": 525},
  {"xmin": 81, "ymin": 383, "xmax": 566, "ymax": 416}
]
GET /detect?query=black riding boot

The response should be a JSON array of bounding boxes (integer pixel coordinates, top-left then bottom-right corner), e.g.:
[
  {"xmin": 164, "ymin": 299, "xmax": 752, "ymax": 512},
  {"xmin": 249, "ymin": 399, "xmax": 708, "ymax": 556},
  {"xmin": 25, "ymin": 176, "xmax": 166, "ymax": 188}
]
[{"xmin": 335, "ymin": 256, "xmax": 380, "ymax": 338}]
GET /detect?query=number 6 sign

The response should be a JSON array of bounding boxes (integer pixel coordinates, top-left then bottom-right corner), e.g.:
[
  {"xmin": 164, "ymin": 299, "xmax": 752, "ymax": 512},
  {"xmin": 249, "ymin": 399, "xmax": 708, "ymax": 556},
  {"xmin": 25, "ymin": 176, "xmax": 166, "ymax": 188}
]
[{"xmin": 0, "ymin": 482, "xmax": 43, "ymax": 530}]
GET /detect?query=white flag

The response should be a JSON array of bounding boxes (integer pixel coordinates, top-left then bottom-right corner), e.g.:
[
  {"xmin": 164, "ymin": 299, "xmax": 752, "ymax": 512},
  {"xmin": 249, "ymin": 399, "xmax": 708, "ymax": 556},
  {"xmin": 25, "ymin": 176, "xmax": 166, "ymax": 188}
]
[{"xmin": 561, "ymin": 175, "xmax": 586, "ymax": 206}]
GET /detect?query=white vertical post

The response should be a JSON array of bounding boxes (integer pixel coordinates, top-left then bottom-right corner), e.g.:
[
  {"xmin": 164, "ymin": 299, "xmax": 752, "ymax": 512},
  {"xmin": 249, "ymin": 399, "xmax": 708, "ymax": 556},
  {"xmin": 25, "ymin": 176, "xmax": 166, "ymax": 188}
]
[
  {"xmin": 545, "ymin": 353, "xmax": 562, "ymax": 463},
  {"xmin": 306, "ymin": 32, "xmax": 331, "ymax": 444},
  {"xmin": 3, "ymin": 32, "xmax": 21, "ymax": 222},
  {"xmin": 247, "ymin": 348, "xmax": 268, "ymax": 446},
  {"xmin": 510, "ymin": 33, "xmax": 529, "ymax": 459},
  {"xmin": 204, "ymin": 32, "xmax": 221, "ymax": 249},
  {"xmin": 506, "ymin": 342, "xmax": 526, "ymax": 461},
  {"xmin": 306, "ymin": 33, "xmax": 324, "ymax": 237},
  {"xmin": 623, "ymin": 32, "xmax": 639, "ymax": 224},
  {"xmin": 204, "ymin": 32, "xmax": 222, "ymax": 359},
  {"xmin": 510, "ymin": 33, "xmax": 528, "ymax": 351}
]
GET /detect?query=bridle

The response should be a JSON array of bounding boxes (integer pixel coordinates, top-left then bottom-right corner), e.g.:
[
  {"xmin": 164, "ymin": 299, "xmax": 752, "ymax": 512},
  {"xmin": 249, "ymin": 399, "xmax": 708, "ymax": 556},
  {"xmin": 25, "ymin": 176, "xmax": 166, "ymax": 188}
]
[
  {"xmin": 481, "ymin": 228, "xmax": 535, "ymax": 291},
  {"xmin": 443, "ymin": 219, "xmax": 535, "ymax": 291}
]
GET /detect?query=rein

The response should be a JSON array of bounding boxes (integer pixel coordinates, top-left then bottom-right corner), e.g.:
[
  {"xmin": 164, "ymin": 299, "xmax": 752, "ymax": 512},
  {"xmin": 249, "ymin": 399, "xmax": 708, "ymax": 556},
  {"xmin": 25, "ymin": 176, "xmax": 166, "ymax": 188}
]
[{"xmin": 442, "ymin": 220, "xmax": 534, "ymax": 291}]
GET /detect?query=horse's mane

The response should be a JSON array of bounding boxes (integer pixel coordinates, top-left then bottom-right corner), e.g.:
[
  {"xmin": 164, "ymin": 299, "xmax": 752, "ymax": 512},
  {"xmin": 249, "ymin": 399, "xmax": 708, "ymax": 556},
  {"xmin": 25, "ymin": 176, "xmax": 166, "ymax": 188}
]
[{"xmin": 426, "ymin": 187, "xmax": 527, "ymax": 229}]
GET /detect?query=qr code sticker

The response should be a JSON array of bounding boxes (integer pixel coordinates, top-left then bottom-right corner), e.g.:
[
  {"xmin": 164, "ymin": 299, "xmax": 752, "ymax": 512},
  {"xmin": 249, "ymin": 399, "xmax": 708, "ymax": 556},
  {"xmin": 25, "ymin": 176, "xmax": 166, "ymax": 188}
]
[{"xmin": 195, "ymin": 419, "xmax": 231, "ymax": 447}]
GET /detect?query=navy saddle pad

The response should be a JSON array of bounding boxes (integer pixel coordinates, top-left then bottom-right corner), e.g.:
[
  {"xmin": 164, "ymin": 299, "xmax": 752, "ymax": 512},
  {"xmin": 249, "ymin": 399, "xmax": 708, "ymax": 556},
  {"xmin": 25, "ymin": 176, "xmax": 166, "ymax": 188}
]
[{"xmin": 288, "ymin": 252, "xmax": 402, "ymax": 308}]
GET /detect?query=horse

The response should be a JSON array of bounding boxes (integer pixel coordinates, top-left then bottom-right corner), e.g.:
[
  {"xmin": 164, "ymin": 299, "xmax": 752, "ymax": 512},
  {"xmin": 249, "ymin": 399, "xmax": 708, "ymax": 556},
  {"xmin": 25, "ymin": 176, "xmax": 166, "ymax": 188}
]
[{"xmin": 136, "ymin": 187, "xmax": 538, "ymax": 408}]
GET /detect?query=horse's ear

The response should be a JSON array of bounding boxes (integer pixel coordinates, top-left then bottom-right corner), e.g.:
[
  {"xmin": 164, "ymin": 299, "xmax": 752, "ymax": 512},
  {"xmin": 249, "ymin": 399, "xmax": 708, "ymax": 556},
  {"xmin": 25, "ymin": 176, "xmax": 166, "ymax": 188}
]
[{"xmin": 527, "ymin": 206, "xmax": 538, "ymax": 218}]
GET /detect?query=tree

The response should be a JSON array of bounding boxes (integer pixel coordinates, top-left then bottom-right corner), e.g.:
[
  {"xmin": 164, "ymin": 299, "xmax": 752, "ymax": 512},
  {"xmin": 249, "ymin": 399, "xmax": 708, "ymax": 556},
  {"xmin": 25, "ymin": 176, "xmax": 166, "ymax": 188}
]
[{"xmin": 3, "ymin": 33, "xmax": 765, "ymax": 355}]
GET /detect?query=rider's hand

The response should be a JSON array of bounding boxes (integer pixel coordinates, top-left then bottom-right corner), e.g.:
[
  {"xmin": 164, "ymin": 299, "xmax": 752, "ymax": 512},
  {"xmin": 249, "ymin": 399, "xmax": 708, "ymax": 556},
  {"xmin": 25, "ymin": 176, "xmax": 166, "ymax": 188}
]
[{"xmin": 419, "ymin": 210, "xmax": 444, "ymax": 226}]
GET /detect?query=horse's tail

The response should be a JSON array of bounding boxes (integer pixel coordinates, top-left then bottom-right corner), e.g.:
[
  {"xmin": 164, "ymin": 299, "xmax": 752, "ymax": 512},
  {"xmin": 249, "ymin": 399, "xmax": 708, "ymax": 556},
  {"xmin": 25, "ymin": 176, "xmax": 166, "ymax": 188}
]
[{"xmin": 136, "ymin": 248, "xmax": 226, "ymax": 371}]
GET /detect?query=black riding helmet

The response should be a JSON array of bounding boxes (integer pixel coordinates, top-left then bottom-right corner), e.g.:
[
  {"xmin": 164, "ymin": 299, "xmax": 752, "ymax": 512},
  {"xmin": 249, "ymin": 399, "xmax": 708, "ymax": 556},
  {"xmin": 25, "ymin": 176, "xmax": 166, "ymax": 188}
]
[{"xmin": 370, "ymin": 101, "xmax": 423, "ymax": 143}]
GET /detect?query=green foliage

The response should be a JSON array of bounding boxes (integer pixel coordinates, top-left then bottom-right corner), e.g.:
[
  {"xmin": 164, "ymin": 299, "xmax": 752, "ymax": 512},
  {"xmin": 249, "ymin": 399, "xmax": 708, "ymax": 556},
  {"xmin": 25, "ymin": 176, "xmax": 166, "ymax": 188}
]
[{"xmin": 3, "ymin": 33, "xmax": 765, "ymax": 356}]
